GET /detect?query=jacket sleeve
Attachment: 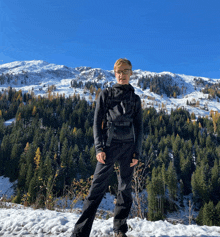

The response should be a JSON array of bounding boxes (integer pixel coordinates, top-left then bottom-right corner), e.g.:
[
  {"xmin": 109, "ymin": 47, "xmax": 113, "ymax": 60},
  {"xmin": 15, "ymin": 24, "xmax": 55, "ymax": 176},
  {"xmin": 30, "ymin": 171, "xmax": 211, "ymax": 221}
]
[
  {"xmin": 133, "ymin": 95, "xmax": 143, "ymax": 159},
  {"xmin": 93, "ymin": 90, "xmax": 106, "ymax": 155}
]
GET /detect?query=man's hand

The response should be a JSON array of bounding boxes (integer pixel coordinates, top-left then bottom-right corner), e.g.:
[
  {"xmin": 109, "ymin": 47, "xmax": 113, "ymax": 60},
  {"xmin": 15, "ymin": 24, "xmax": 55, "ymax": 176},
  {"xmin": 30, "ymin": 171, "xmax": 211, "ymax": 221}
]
[
  {"xmin": 96, "ymin": 152, "xmax": 106, "ymax": 164},
  {"xmin": 130, "ymin": 159, "xmax": 138, "ymax": 167}
]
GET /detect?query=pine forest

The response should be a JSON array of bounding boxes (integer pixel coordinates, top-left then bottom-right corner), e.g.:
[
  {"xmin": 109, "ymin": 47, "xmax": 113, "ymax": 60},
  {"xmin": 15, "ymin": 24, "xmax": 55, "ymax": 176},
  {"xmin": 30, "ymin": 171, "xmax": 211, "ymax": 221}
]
[{"xmin": 0, "ymin": 87, "xmax": 220, "ymax": 226}]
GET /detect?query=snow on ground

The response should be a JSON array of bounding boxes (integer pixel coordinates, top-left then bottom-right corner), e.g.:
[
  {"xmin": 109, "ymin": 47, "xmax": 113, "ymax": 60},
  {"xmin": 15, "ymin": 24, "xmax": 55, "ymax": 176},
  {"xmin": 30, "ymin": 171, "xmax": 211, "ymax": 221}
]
[
  {"xmin": 3, "ymin": 118, "xmax": 16, "ymax": 127},
  {"xmin": 1, "ymin": 176, "xmax": 220, "ymax": 237},
  {"xmin": 1, "ymin": 207, "xmax": 220, "ymax": 237},
  {"xmin": 0, "ymin": 176, "xmax": 15, "ymax": 198}
]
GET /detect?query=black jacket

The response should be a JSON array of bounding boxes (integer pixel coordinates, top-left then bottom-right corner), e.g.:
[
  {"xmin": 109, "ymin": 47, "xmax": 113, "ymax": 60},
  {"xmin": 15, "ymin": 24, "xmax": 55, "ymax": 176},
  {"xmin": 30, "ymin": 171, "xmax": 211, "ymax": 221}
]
[{"xmin": 93, "ymin": 83, "xmax": 143, "ymax": 159}]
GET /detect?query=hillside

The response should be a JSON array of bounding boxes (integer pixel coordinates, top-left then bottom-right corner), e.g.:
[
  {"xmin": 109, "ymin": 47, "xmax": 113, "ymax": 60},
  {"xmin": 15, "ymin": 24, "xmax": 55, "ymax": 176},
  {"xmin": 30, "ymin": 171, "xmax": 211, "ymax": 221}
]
[
  {"xmin": 1, "ymin": 60, "xmax": 220, "ymax": 231},
  {"xmin": 0, "ymin": 60, "xmax": 219, "ymax": 117},
  {"xmin": 1, "ymin": 177, "xmax": 220, "ymax": 237}
]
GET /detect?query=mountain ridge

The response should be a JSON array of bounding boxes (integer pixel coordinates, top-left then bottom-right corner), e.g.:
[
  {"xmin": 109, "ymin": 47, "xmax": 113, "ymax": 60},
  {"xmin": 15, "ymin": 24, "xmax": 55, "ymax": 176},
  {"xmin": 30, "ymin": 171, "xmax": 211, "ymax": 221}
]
[{"xmin": 0, "ymin": 60, "xmax": 219, "ymax": 117}]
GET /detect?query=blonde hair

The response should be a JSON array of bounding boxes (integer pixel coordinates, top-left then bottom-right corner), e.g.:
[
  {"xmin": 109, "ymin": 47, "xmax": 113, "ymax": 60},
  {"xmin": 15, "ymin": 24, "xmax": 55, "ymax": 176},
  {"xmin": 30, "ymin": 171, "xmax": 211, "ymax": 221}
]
[{"xmin": 114, "ymin": 58, "xmax": 132, "ymax": 72}]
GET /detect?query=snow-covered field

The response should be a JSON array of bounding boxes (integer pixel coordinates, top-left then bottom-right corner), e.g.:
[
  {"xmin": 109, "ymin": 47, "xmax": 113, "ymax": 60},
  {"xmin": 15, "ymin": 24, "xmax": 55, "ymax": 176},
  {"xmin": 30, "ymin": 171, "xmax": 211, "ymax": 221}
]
[{"xmin": 1, "ymin": 176, "xmax": 220, "ymax": 237}]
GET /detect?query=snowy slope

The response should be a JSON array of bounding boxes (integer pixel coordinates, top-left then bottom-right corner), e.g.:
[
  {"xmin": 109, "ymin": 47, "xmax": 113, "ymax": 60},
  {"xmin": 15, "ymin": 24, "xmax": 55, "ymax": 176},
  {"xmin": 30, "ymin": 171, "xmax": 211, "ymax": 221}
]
[
  {"xmin": 0, "ymin": 60, "xmax": 219, "ymax": 117},
  {"xmin": 0, "ymin": 177, "xmax": 15, "ymax": 198},
  {"xmin": 1, "ymin": 177, "xmax": 220, "ymax": 237},
  {"xmin": 1, "ymin": 207, "xmax": 220, "ymax": 237}
]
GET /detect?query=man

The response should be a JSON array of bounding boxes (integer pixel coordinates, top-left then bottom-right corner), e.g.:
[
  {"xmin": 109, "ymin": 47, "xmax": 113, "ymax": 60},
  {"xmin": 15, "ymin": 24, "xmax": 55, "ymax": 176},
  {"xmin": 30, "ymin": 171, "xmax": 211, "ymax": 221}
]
[{"xmin": 71, "ymin": 58, "xmax": 143, "ymax": 237}]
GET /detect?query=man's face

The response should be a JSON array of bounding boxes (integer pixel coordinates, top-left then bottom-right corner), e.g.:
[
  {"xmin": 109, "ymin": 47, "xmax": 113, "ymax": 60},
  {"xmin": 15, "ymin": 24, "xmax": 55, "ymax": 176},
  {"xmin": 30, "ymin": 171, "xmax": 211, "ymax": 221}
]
[{"xmin": 115, "ymin": 63, "xmax": 132, "ymax": 85}]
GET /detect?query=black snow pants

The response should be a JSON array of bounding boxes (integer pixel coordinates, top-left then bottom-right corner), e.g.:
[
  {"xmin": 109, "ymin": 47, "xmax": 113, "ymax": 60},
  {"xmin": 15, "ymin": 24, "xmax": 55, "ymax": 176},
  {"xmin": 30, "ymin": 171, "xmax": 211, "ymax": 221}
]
[{"xmin": 72, "ymin": 142, "xmax": 135, "ymax": 237}]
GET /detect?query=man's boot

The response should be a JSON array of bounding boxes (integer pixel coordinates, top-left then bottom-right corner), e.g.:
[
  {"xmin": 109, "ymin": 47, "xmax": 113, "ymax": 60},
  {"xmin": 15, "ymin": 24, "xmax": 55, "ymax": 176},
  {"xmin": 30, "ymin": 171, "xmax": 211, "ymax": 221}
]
[{"xmin": 114, "ymin": 231, "xmax": 128, "ymax": 237}]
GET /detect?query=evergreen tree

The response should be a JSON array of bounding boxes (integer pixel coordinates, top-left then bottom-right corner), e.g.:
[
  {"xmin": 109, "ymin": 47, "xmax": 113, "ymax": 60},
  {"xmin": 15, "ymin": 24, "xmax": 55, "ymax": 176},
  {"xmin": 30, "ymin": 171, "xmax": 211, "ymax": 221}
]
[
  {"xmin": 78, "ymin": 152, "xmax": 87, "ymax": 178},
  {"xmin": 28, "ymin": 175, "xmax": 37, "ymax": 204},
  {"xmin": 203, "ymin": 201, "xmax": 215, "ymax": 226},
  {"xmin": 206, "ymin": 135, "xmax": 213, "ymax": 149},
  {"xmin": 166, "ymin": 162, "xmax": 178, "ymax": 209},
  {"xmin": 49, "ymin": 134, "xmax": 58, "ymax": 157},
  {"xmin": 26, "ymin": 144, "xmax": 36, "ymax": 168},
  {"xmin": 180, "ymin": 150, "xmax": 192, "ymax": 195},
  {"xmin": 7, "ymin": 143, "xmax": 22, "ymax": 181},
  {"xmin": 0, "ymin": 134, "xmax": 11, "ymax": 176},
  {"xmin": 147, "ymin": 180, "xmax": 158, "ymax": 221},
  {"xmin": 161, "ymin": 163, "xmax": 166, "ymax": 192},
  {"xmin": 172, "ymin": 135, "xmax": 181, "ymax": 175},
  {"xmin": 196, "ymin": 205, "xmax": 204, "ymax": 225},
  {"xmin": 25, "ymin": 163, "xmax": 33, "ymax": 191},
  {"xmin": 163, "ymin": 146, "xmax": 170, "ymax": 167},
  {"xmin": 43, "ymin": 153, "xmax": 53, "ymax": 181},
  {"xmin": 60, "ymin": 138, "xmax": 69, "ymax": 168},
  {"xmin": 147, "ymin": 168, "xmax": 165, "ymax": 220},
  {"xmin": 83, "ymin": 145, "xmax": 91, "ymax": 173},
  {"xmin": 17, "ymin": 162, "xmax": 27, "ymax": 193},
  {"xmin": 72, "ymin": 144, "xmax": 79, "ymax": 164},
  {"xmin": 42, "ymin": 128, "xmax": 53, "ymax": 155},
  {"xmin": 85, "ymin": 127, "xmax": 93, "ymax": 146},
  {"xmin": 215, "ymin": 201, "xmax": 220, "ymax": 226},
  {"xmin": 66, "ymin": 146, "xmax": 75, "ymax": 184},
  {"xmin": 76, "ymin": 128, "xmax": 84, "ymax": 149},
  {"xmin": 210, "ymin": 160, "xmax": 220, "ymax": 204},
  {"xmin": 59, "ymin": 123, "xmax": 69, "ymax": 145},
  {"xmin": 191, "ymin": 162, "xmax": 209, "ymax": 205}
]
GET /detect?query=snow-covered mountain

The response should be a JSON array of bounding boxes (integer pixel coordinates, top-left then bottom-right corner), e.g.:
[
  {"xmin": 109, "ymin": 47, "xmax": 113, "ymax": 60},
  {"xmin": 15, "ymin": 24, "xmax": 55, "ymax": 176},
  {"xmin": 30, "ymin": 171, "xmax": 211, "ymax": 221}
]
[{"xmin": 0, "ymin": 60, "xmax": 219, "ymax": 117}]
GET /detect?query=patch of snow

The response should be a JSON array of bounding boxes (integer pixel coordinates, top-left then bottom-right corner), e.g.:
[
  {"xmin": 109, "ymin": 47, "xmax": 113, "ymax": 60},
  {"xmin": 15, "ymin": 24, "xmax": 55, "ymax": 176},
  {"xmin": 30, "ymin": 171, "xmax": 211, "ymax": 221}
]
[
  {"xmin": 0, "ymin": 176, "xmax": 15, "ymax": 198},
  {"xmin": 4, "ymin": 118, "xmax": 16, "ymax": 127}
]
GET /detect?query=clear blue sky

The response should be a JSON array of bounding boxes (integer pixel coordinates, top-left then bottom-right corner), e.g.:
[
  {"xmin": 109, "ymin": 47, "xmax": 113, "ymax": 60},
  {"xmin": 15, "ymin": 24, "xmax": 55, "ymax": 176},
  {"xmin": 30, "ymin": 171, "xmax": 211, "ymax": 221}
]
[{"xmin": 0, "ymin": 0, "xmax": 220, "ymax": 78}]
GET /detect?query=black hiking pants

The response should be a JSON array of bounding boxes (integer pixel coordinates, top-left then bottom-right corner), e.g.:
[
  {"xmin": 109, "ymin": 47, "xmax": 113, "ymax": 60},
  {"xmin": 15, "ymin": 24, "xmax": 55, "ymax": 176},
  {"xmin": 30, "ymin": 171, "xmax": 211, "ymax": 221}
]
[{"xmin": 72, "ymin": 142, "xmax": 135, "ymax": 237}]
